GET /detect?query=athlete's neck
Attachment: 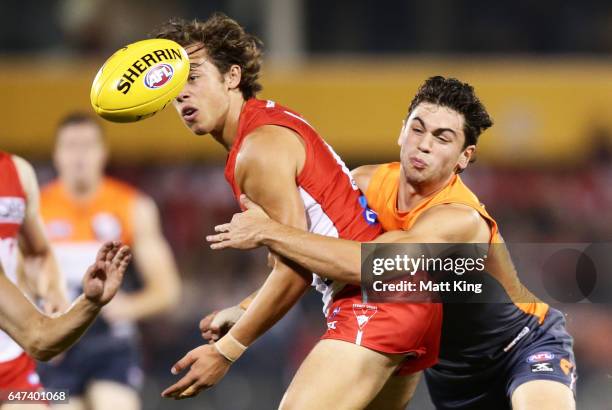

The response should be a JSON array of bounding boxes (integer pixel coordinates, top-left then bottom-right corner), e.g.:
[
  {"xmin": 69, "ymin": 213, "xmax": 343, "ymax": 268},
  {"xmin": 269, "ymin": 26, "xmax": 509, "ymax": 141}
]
[
  {"xmin": 397, "ymin": 167, "xmax": 454, "ymax": 212},
  {"xmin": 211, "ymin": 93, "xmax": 247, "ymax": 151},
  {"xmin": 62, "ymin": 177, "xmax": 102, "ymax": 203}
]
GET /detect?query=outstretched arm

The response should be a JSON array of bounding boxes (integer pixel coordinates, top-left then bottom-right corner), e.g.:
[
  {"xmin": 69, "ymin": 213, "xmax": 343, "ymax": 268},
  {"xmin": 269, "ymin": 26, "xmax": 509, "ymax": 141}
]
[
  {"xmin": 162, "ymin": 125, "xmax": 311, "ymax": 399},
  {"xmin": 0, "ymin": 242, "xmax": 131, "ymax": 361},
  {"xmin": 208, "ymin": 198, "xmax": 491, "ymax": 284}
]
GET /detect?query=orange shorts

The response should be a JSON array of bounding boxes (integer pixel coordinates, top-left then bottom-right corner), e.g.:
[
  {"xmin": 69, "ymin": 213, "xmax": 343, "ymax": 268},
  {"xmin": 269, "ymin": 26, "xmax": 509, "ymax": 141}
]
[
  {"xmin": 0, "ymin": 353, "xmax": 42, "ymax": 391},
  {"xmin": 320, "ymin": 285, "xmax": 442, "ymax": 375}
]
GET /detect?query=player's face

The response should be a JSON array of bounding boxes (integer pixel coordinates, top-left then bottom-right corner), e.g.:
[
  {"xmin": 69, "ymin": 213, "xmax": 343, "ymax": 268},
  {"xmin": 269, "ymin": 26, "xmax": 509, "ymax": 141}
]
[
  {"xmin": 54, "ymin": 123, "xmax": 107, "ymax": 189},
  {"xmin": 399, "ymin": 103, "xmax": 475, "ymax": 187},
  {"xmin": 173, "ymin": 45, "xmax": 232, "ymax": 136}
]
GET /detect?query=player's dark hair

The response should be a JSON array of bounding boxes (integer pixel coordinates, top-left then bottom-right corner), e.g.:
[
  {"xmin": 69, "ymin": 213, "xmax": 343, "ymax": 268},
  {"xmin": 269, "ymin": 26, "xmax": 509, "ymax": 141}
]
[
  {"xmin": 407, "ymin": 76, "xmax": 493, "ymax": 148},
  {"xmin": 153, "ymin": 13, "xmax": 263, "ymax": 100},
  {"xmin": 55, "ymin": 112, "xmax": 105, "ymax": 143}
]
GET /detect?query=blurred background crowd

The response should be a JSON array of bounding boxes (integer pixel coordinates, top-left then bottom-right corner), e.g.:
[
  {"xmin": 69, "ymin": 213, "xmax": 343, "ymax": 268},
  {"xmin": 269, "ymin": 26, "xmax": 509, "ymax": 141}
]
[{"xmin": 2, "ymin": 0, "xmax": 612, "ymax": 409}]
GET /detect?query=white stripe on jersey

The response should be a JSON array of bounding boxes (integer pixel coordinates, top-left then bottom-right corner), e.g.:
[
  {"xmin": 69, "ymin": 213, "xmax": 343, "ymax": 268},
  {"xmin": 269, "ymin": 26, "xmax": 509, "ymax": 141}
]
[{"xmin": 298, "ymin": 187, "xmax": 346, "ymax": 315}]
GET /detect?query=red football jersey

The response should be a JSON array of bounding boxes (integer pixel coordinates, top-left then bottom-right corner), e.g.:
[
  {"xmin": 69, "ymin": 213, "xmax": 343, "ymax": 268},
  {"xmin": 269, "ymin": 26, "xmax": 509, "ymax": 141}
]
[
  {"xmin": 225, "ymin": 99, "xmax": 382, "ymax": 313},
  {"xmin": 0, "ymin": 151, "xmax": 27, "ymax": 362}
]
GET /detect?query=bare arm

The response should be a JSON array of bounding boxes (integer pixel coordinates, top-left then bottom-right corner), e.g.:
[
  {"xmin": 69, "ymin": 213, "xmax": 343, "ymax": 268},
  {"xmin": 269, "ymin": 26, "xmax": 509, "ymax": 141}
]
[
  {"xmin": 210, "ymin": 202, "xmax": 491, "ymax": 285},
  {"xmin": 162, "ymin": 125, "xmax": 310, "ymax": 399},
  {"xmin": 103, "ymin": 195, "xmax": 181, "ymax": 322},
  {"xmin": 228, "ymin": 126, "xmax": 310, "ymax": 346},
  {"xmin": 13, "ymin": 155, "xmax": 68, "ymax": 313},
  {"xmin": 0, "ymin": 242, "xmax": 131, "ymax": 361}
]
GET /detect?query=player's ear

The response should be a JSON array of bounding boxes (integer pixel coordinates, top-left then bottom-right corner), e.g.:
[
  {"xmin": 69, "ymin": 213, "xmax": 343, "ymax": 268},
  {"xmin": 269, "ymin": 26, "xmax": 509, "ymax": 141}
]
[
  {"xmin": 225, "ymin": 65, "xmax": 242, "ymax": 90},
  {"xmin": 397, "ymin": 120, "xmax": 408, "ymax": 146},
  {"xmin": 457, "ymin": 145, "xmax": 476, "ymax": 172}
]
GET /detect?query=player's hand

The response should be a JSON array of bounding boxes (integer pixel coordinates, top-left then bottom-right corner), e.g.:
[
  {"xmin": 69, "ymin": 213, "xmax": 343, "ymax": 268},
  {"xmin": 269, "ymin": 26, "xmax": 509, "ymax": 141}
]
[
  {"xmin": 161, "ymin": 344, "xmax": 231, "ymax": 399},
  {"xmin": 207, "ymin": 195, "xmax": 271, "ymax": 250},
  {"xmin": 82, "ymin": 241, "xmax": 132, "ymax": 307},
  {"xmin": 200, "ymin": 305, "xmax": 245, "ymax": 342}
]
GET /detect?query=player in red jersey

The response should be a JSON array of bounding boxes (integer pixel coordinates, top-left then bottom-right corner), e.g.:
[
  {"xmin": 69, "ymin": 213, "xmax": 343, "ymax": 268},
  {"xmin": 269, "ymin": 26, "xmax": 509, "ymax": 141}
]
[
  {"xmin": 0, "ymin": 151, "xmax": 132, "ymax": 410},
  {"xmin": 155, "ymin": 14, "xmax": 442, "ymax": 408}
]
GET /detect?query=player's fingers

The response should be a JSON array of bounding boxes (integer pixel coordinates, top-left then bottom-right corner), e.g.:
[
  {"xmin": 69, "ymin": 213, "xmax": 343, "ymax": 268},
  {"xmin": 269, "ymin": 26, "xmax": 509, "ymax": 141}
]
[
  {"xmin": 199, "ymin": 312, "xmax": 217, "ymax": 332},
  {"xmin": 178, "ymin": 382, "xmax": 209, "ymax": 400},
  {"xmin": 213, "ymin": 223, "xmax": 231, "ymax": 233},
  {"xmin": 105, "ymin": 241, "xmax": 121, "ymax": 263},
  {"xmin": 210, "ymin": 241, "xmax": 234, "ymax": 250},
  {"xmin": 95, "ymin": 242, "xmax": 113, "ymax": 262},
  {"xmin": 170, "ymin": 353, "xmax": 197, "ymax": 375},
  {"xmin": 111, "ymin": 246, "xmax": 132, "ymax": 268},
  {"xmin": 206, "ymin": 232, "xmax": 230, "ymax": 243},
  {"xmin": 161, "ymin": 373, "xmax": 198, "ymax": 398}
]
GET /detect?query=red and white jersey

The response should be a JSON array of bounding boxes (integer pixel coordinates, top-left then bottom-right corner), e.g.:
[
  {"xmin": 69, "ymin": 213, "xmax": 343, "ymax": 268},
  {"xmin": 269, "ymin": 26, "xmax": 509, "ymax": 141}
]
[
  {"xmin": 0, "ymin": 152, "xmax": 27, "ymax": 362},
  {"xmin": 225, "ymin": 99, "xmax": 382, "ymax": 314}
]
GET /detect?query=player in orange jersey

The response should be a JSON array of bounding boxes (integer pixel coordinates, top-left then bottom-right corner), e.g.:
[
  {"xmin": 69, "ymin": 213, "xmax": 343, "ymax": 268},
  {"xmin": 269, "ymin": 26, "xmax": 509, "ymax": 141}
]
[
  {"xmin": 37, "ymin": 113, "xmax": 181, "ymax": 410},
  {"xmin": 208, "ymin": 77, "xmax": 576, "ymax": 410}
]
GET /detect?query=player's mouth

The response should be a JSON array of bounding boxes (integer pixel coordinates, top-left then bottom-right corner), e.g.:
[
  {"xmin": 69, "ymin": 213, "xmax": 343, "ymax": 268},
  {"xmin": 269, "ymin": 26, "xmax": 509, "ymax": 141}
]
[
  {"xmin": 409, "ymin": 156, "xmax": 428, "ymax": 170},
  {"xmin": 181, "ymin": 106, "xmax": 199, "ymax": 122}
]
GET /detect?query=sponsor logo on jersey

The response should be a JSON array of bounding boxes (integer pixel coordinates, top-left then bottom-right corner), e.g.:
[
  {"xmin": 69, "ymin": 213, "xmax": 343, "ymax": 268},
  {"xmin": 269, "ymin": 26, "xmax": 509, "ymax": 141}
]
[
  {"xmin": 92, "ymin": 212, "xmax": 122, "ymax": 241},
  {"xmin": 0, "ymin": 197, "xmax": 25, "ymax": 224},
  {"xmin": 144, "ymin": 63, "xmax": 174, "ymax": 89},
  {"xmin": 352, "ymin": 303, "xmax": 378, "ymax": 330},
  {"xmin": 560, "ymin": 358, "xmax": 574, "ymax": 376},
  {"xmin": 46, "ymin": 220, "xmax": 73, "ymax": 239},
  {"xmin": 531, "ymin": 362, "xmax": 554, "ymax": 373},
  {"xmin": 527, "ymin": 351, "xmax": 555, "ymax": 363},
  {"xmin": 358, "ymin": 195, "xmax": 378, "ymax": 225},
  {"xmin": 327, "ymin": 321, "xmax": 337, "ymax": 330}
]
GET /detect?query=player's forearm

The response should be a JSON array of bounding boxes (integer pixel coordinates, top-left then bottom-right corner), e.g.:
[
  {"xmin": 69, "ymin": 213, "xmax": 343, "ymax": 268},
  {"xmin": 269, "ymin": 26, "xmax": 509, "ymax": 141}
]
[
  {"xmin": 258, "ymin": 221, "xmax": 362, "ymax": 285},
  {"xmin": 33, "ymin": 295, "xmax": 101, "ymax": 361},
  {"xmin": 229, "ymin": 265, "xmax": 309, "ymax": 346}
]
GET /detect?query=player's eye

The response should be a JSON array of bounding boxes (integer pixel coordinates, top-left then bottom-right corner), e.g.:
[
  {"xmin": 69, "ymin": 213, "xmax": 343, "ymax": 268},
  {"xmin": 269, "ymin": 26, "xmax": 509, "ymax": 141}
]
[
  {"xmin": 188, "ymin": 74, "xmax": 199, "ymax": 82},
  {"xmin": 436, "ymin": 135, "xmax": 450, "ymax": 143},
  {"xmin": 412, "ymin": 127, "xmax": 424, "ymax": 134}
]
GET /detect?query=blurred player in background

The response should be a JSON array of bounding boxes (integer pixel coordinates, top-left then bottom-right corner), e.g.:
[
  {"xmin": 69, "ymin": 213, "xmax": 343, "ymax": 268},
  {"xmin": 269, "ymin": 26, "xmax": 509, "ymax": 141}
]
[
  {"xmin": 208, "ymin": 77, "xmax": 577, "ymax": 410},
  {"xmin": 37, "ymin": 113, "xmax": 181, "ymax": 410},
  {"xmin": 0, "ymin": 150, "xmax": 69, "ymax": 410},
  {"xmin": 155, "ymin": 13, "xmax": 442, "ymax": 408},
  {"xmin": 0, "ymin": 242, "xmax": 132, "ymax": 410}
]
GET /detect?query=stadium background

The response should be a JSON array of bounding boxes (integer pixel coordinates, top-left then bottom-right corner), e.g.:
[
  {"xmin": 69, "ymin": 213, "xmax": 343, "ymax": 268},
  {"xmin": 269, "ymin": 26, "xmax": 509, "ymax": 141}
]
[{"xmin": 2, "ymin": 0, "xmax": 612, "ymax": 408}]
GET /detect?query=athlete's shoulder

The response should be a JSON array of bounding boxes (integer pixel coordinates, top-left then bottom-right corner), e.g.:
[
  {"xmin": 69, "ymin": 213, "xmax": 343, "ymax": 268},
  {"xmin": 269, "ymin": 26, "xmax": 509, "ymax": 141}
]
[{"xmin": 351, "ymin": 164, "xmax": 384, "ymax": 193}]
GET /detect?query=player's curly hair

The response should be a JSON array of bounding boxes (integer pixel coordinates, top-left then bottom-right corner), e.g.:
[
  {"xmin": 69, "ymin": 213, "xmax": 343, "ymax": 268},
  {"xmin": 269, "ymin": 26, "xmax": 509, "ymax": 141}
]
[
  {"xmin": 407, "ymin": 76, "xmax": 493, "ymax": 148},
  {"xmin": 153, "ymin": 13, "xmax": 263, "ymax": 100}
]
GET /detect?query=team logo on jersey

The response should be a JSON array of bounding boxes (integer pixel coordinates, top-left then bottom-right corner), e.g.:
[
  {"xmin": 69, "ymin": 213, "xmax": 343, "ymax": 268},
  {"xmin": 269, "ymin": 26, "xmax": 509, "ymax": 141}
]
[
  {"xmin": 531, "ymin": 363, "xmax": 554, "ymax": 373},
  {"xmin": 0, "ymin": 197, "xmax": 25, "ymax": 224},
  {"xmin": 327, "ymin": 321, "xmax": 337, "ymax": 330},
  {"xmin": 358, "ymin": 195, "xmax": 378, "ymax": 225},
  {"xmin": 527, "ymin": 351, "xmax": 555, "ymax": 363},
  {"xmin": 144, "ymin": 63, "xmax": 174, "ymax": 89},
  {"xmin": 92, "ymin": 212, "xmax": 122, "ymax": 241},
  {"xmin": 352, "ymin": 303, "xmax": 378, "ymax": 330}
]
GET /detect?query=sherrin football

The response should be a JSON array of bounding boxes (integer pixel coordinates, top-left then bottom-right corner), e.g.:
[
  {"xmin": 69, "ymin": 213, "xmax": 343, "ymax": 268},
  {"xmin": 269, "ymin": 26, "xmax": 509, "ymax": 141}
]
[{"xmin": 90, "ymin": 38, "xmax": 189, "ymax": 123}]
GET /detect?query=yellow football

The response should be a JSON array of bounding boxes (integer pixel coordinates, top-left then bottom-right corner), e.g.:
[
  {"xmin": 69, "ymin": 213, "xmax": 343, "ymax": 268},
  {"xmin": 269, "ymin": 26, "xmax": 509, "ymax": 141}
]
[{"xmin": 90, "ymin": 38, "xmax": 189, "ymax": 123}]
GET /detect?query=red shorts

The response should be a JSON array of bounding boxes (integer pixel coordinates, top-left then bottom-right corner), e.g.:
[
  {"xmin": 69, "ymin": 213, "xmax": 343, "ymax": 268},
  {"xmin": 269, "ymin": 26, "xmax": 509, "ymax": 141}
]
[
  {"xmin": 0, "ymin": 353, "xmax": 42, "ymax": 390},
  {"xmin": 320, "ymin": 286, "xmax": 442, "ymax": 374}
]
